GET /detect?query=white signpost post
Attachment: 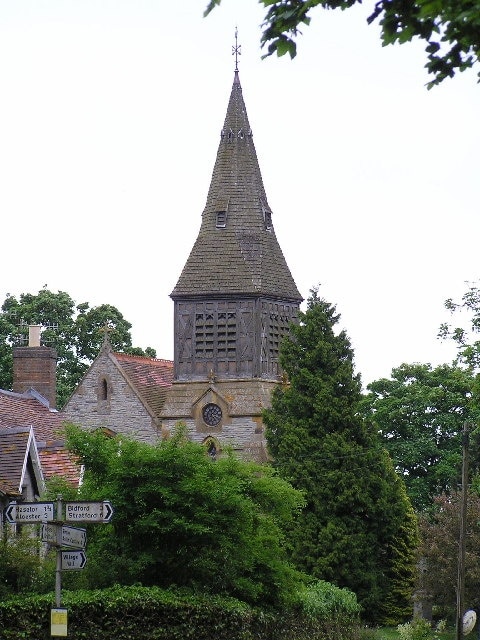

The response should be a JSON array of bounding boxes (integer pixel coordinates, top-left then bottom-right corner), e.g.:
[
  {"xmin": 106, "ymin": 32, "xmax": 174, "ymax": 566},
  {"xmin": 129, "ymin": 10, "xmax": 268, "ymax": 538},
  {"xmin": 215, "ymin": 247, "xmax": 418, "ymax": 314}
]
[{"xmin": 5, "ymin": 495, "xmax": 113, "ymax": 637}]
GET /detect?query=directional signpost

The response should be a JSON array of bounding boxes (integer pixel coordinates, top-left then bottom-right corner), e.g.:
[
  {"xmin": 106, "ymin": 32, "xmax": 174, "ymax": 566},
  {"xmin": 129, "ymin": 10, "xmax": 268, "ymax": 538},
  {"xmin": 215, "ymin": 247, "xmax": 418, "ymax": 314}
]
[{"xmin": 4, "ymin": 495, "xmax": 113, "ymax": 637}]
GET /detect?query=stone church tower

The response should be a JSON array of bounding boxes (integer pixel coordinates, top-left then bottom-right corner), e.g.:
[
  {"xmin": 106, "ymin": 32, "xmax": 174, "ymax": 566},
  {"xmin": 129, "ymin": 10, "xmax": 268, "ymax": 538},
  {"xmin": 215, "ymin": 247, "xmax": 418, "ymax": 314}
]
[{"xmin": 160, "ymin": 63, "xmax": 302, "ymax": 459}]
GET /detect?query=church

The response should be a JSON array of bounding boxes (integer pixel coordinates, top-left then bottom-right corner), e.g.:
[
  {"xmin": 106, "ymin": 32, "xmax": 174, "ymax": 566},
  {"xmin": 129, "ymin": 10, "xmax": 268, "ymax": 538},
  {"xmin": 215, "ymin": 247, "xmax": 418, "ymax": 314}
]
[{"xmin": 2, "ymin": 55, "xmax": 302, "ymax": 478}]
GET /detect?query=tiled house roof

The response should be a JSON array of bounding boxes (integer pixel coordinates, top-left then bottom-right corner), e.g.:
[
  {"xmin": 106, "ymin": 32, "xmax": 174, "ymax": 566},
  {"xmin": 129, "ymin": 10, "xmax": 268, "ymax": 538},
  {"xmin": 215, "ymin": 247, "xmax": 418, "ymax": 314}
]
[
  {"xmin": 0, "ymin": 389, "xmax": 63, "ymax": 440},
  {"xmin": 37, "ymin": 440, "xmax": 80, "ymax": 486},
  {"xmin": 0, "ymin": 426, "xmax": 44, "ymax": 502},
  {"xmin": 113, "ymin": 353, "xmax": 174, "ymax": 418},
  {"xmin": 171, "ymin": 70, "xmax": 302, "ymax": 303},
  {"xmin": 0, "ymin": 479, "xmax": 20, "ymax": 497},
  {"xmin": 0, "ymin": 389, "xmax": 80, "ymax": 487}
]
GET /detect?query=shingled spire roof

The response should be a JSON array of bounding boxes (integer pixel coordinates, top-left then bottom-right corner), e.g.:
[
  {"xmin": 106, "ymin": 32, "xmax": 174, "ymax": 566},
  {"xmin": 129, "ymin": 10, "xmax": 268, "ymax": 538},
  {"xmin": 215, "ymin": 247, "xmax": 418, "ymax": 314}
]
[{"xmin": 171, "ymin": 69, "xmax": 302, "ymax": 302}]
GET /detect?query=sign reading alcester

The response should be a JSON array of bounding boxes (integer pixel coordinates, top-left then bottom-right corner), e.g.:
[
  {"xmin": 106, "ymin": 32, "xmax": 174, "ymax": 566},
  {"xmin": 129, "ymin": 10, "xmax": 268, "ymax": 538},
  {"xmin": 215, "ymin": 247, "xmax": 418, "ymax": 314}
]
[
  {"xmin": 5, "ymin": 501, "xmax": 55, "ymax": 524},
  {"xmin": 64, "ymin": 500, "xmax": 114, "ymax": 523}
]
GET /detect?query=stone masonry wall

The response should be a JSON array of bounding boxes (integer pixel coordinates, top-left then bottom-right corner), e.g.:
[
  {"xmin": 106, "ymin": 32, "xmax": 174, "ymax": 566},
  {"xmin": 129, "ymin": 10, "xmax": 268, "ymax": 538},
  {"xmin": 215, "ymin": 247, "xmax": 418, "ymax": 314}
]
[{"xmin": 62, "ymin": 351, "xmax": 157, "ymax": 444}]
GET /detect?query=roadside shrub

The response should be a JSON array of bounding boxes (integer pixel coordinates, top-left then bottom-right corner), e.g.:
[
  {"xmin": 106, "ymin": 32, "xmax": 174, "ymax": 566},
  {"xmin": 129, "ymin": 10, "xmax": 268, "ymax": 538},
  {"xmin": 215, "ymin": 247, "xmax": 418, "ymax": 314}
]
[
  {"xmin": 0, "ymin": 531, "xmax": 55, "ymax": 598},
  {"xmin": 0, "ymin": 583, "xmax": 361, "ymax": 640},
  {"xmin": 397, "ymin": 617, "xmax": 431, "ymax": 640},
  {"xmin": 296, "ymin": 580, "xmax": 361, "ymax": 620}
]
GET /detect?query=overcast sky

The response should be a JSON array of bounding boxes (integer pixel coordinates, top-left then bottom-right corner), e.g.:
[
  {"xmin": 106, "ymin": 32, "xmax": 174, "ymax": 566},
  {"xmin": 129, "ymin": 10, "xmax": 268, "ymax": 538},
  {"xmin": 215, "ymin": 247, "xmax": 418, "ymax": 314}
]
[{"xmin": 0, "ymin": 0, "xmax": 478, "ymax": 388}]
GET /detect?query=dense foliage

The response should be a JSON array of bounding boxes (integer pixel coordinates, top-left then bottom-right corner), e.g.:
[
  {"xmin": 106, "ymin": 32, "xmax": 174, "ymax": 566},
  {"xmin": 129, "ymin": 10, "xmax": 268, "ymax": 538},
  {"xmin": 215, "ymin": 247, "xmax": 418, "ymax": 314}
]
[
  {"xmin": 417, "ymin": 491, "xmax": 480, "ymax": 619},
  {"xmin": 0, "ymin": 533, "xmax": 55, "ymax": 599},
  {"xmin": 205, "ymin": 0, "xmax": 480, "ymax": 87},
  {"xmin": 361, "ymin": 362, "xmax": 476, "ymax": 511},
  {"xmin": 0, "ymin": 582, "xmax": 361, "ymax": 640},
  {"xmin": 264, "ymin": 288, "xmax": 418, "ymax": 625},
  {"xmin": 0, "ymin": 288, "xmax": 156, "ymax": 407},
  {"xmin": 59, "ymin": 424, "xmax": 306, "ymax": 608}
]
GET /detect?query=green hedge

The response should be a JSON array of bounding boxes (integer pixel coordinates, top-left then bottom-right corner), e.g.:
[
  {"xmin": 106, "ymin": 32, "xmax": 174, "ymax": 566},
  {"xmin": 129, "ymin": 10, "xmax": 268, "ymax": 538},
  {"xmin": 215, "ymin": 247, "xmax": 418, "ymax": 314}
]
[{"xmin": 0, "ymin": 584, "xmax": 360, "ymax": 640}]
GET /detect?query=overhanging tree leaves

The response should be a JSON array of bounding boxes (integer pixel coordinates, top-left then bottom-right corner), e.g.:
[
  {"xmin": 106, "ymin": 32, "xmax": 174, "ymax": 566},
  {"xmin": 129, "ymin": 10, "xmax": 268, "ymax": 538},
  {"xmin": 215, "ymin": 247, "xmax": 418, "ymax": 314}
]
[
  {"xmin": 0, "ymin": 288, "xmax": 156, "ymax": 408},
  {"xmin": 205, "ymin": 0, "xmax": 480, "ymax": 87},
  {"xmin": 440, "ymin": 282, "xmax": 480, "ymax": 371},
  {"xmin": 264, "ymin": 287, "xmax": 418, "ymax": 625},
  {"xmin": 361, "ymin": 362, "xmax": 477, "ymax": 511},
  {"xmin": 61, "ymin": 424, "xmax": 307, "ymax": 608}
]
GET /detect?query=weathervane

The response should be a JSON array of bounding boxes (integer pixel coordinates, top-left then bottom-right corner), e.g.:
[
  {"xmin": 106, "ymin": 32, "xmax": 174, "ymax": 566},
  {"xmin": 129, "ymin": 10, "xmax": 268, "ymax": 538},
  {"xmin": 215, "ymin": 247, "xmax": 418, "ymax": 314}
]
[{"xmin": 232, "ymin": 27, "xmax": 241, "ymax": 72}]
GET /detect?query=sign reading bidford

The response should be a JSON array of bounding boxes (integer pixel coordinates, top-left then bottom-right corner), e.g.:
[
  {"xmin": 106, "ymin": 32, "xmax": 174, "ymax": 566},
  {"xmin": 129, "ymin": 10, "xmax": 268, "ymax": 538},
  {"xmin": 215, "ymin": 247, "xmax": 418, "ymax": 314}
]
[{"xmin": 65, "ymin": 500, "xmax": 114, "ymax": 523}]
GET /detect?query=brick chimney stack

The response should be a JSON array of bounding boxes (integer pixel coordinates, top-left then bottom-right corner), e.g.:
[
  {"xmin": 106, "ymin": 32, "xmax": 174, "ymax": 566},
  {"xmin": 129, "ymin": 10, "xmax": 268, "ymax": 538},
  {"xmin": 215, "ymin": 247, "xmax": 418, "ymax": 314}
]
[{"xmin": 13, "ymin": 325, "xmax": 57, "ymax": 409}]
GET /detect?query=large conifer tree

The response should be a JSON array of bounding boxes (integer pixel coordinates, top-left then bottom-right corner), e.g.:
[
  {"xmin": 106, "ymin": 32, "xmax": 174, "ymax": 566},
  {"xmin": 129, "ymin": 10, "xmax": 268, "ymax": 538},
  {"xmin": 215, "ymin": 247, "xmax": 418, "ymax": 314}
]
[{"xmin": 264, "ymin": 288, "xmax": 418, "ymax": 625}]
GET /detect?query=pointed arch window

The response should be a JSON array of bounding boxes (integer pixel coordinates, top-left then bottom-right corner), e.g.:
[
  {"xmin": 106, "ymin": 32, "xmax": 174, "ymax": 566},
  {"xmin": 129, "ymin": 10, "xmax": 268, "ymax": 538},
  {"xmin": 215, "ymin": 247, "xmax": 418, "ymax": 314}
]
[
  {"xmin": 203, "ymin": 436, "xmax": 220, "ymax": 460},
  {"xmin": 101, "ymin": 378, "xmax": 108, "ymax": 401},
  {"xmin": 97, "ymin": 376, "xmax": 112, "ymax": 414}
]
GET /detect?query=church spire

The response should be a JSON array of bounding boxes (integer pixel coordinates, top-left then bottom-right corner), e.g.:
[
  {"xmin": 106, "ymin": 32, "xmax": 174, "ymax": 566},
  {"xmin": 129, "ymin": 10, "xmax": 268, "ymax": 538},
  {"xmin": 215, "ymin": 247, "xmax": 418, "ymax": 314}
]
[{"xmin": 171, "ymin": 47, "xmax": 301, "ymax": 303}]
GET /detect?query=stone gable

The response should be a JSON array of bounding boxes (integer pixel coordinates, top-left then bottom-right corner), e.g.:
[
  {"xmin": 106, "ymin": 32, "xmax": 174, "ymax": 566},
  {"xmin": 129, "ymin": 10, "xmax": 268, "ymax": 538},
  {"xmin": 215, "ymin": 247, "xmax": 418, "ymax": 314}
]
[{"xmin": 62, "ymin": 348, "xmax": 162, "ymax": 444}]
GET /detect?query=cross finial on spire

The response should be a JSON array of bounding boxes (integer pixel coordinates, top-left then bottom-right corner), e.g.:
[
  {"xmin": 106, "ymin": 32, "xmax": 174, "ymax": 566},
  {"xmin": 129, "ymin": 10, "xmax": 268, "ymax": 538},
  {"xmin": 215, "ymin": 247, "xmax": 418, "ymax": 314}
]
[
  {"xmin": 99, "ymin": 323, "xmax": 113, "ymax": 347},
  {"xmin": 232, "ymin": 27, "xmax": 241, "ymax": 72}
]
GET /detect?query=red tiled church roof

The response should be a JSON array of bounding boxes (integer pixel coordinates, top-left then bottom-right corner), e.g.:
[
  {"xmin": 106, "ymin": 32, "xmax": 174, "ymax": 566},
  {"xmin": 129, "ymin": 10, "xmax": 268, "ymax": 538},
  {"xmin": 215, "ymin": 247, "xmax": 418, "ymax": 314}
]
[{"xmin": 113, "ymin": 353, "xmax": 174, "ymax": 418}]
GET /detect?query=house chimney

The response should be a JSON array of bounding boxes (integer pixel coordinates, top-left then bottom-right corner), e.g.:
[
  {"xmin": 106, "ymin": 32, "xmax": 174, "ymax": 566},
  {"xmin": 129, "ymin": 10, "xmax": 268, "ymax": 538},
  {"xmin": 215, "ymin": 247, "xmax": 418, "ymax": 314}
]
[
  {"xmin": 13, "ymin": 325, "xmax": 57, "ymax": 409},
  {"xmin": 29, "ymin": 325, "xmax": 41, "ymax": 347}
]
